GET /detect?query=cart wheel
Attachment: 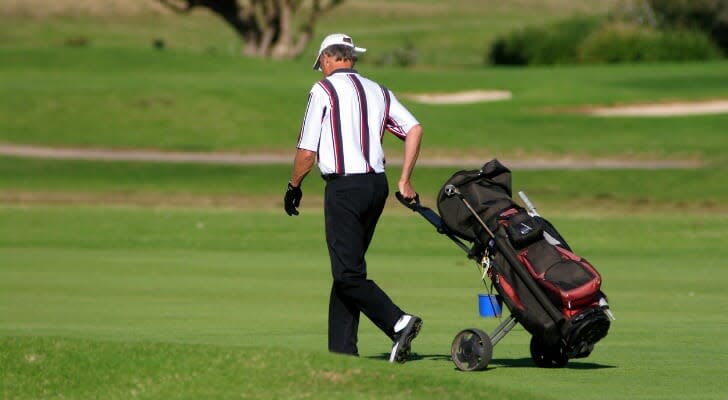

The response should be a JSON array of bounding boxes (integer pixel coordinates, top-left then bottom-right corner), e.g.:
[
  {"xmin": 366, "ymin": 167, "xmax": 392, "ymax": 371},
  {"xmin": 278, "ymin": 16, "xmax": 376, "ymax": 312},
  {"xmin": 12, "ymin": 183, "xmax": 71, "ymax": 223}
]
[
  {"xmin": 451, "ymin": 328, "xmax": 493, "ymax": 371},
  {"xmin": 530, "ymin": 336, "xmax": 568, "ymax": 368}
]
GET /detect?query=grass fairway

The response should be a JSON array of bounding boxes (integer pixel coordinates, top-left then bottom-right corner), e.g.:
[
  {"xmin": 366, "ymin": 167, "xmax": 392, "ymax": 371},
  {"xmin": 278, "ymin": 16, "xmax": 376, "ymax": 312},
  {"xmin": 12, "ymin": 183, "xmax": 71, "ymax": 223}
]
[{"xmin": 2, "ymin": 205, "xmax": 727, "ymax": 399}]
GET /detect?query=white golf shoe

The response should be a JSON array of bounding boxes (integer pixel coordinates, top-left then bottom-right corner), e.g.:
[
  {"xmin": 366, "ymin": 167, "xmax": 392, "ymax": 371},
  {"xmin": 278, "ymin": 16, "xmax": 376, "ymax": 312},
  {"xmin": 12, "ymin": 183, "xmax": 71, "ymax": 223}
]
[{"xmin": 389, "ymin": 314, "xmax": 422, "ymax": 363}]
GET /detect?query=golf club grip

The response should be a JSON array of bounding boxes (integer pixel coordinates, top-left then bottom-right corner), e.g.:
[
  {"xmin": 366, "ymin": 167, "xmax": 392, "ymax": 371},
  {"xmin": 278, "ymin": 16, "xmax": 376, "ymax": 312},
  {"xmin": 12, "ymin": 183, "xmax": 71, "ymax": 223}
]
[{"xmin": 518, "ymin": 191, "xmax": 539, "ymax": 216}]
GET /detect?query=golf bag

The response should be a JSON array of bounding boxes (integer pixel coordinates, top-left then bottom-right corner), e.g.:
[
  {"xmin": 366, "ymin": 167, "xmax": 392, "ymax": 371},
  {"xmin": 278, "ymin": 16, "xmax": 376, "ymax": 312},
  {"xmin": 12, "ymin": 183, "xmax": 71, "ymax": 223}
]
[{"xmin": 437, "ymin": 159, "xmax": 611, "ymax": 362}]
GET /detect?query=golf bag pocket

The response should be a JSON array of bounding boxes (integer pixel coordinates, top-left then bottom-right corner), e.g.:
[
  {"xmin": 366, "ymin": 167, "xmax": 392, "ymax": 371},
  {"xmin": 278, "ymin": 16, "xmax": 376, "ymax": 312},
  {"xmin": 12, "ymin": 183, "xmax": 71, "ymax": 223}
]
[
  {"xmin": 518, "ymin": 241, "xmax": 602, "ymax": 316},
  {"xmin": 505, "ymin": 211, "xmax": 544, "ymax": 249}
]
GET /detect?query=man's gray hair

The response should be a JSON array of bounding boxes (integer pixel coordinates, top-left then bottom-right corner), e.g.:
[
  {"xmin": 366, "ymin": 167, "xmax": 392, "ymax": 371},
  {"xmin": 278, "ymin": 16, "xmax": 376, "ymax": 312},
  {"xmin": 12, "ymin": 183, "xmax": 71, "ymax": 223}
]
[{"xmin": 321, "ymin": 44, "xmax": 358, "ymax": 63}]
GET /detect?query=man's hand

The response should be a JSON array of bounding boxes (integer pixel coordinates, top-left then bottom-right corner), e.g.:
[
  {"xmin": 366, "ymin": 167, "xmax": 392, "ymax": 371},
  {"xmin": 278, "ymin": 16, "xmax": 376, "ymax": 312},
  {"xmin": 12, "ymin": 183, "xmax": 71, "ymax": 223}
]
[
  {"xmin": 398, "ymin": 179, "xmax": 417, "ymax": 201},
  {"xmin": 284, "ymin": 182, "xmax": 302, "ymax": 216}
]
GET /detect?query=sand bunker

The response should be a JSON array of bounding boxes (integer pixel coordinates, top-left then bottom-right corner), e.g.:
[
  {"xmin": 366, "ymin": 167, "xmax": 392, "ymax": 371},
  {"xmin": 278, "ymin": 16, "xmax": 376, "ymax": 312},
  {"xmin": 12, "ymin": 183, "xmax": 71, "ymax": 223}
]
[
  {"xmin": 404, "ymin": 90, "xmax": 512, "ymax": 105},
  {"xmin": 585, "ymin": 100, "xmax": 728, "ymax": 117},
  {"xmin": 405, "ymin": 90, "xmax": 728, "ymax": 117}
]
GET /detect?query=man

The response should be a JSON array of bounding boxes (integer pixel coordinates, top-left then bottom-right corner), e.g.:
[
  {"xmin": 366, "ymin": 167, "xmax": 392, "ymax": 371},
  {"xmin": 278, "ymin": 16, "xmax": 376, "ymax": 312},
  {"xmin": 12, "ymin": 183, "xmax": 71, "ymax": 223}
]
[{"xmin": 284, "ymin": 33, "xmax": 424, "ymax": 363}]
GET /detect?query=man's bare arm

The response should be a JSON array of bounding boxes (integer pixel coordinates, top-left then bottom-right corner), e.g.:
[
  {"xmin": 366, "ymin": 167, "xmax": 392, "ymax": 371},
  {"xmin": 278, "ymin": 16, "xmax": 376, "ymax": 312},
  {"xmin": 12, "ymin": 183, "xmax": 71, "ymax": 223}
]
[
  {"xmin": 290, "ymin": 148, "xmax": 317, "ymax": 187},
  {"xmin": 397, "ymin": 124, "xmax": 423, "ymax": 199}
]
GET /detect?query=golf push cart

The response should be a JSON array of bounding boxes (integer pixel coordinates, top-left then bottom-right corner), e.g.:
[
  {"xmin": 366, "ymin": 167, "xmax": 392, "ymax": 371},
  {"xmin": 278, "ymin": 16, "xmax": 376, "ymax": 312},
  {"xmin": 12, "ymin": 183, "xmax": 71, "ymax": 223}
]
[{"xmin": 396, "ymin": 159, "xmax": 614, "ymax": 371}]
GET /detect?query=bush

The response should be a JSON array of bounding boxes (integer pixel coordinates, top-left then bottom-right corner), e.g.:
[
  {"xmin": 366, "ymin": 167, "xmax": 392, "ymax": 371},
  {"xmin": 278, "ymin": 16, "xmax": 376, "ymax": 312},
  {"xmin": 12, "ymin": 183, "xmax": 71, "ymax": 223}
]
[
  {"xmin": 577, "ymin": 22, "xmax": 722, "ymax": 63},
  {"xmin": 488, "ymin": 17, "xmax": 602, "ymax": 65},
  {"xmin": 487, "ymin": 13, "xmax": 723, "ymax": 66},
  {"xmin": 646, "ymin": 0, "xmax": 728, "ymax": 55}
]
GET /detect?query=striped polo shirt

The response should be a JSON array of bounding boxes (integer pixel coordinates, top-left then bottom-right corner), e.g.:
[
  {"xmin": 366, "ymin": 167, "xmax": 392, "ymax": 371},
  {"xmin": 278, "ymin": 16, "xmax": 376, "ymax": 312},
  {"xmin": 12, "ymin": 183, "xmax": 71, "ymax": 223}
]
[{"xmin": 296, "ymin": 69, "xmax": 419, "ymax": 175}]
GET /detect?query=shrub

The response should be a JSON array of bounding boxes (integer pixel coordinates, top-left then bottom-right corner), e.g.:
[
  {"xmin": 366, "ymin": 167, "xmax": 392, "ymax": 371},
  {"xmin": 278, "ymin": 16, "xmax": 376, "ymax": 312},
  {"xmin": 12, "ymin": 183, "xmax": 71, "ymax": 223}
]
[
  {"xmin": 487, "ymin": 13, "xmax": 723, "ymax": 66},
  {"xmin": 488, "ymin": 17, "xmax": 602, "ymax": 65},
  {"xmin": 577, "ymin": 22, "xmax": 722, "ymax": 63},
  {"xmin": 656, "ymin": 28, "xmax": 724, "ymax": 60},
  {"xmin": 647, "ymin": 0, "xmax": 728, "ymax": 54}
]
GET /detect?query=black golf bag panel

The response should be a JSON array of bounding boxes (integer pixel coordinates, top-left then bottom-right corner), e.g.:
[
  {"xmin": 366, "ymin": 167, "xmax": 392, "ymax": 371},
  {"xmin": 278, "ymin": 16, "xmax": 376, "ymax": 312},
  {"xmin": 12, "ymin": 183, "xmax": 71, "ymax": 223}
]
[
  {"xmin": 488, "ymin": 230, "xmax": 566, "ymax": 346},
  {"xmin": 437, "ymin": 159, "xmax": 513, "ymax": 242},
  {"xmin": 437, "ymin": 159, "xmax": 610, "ymax": 352}
]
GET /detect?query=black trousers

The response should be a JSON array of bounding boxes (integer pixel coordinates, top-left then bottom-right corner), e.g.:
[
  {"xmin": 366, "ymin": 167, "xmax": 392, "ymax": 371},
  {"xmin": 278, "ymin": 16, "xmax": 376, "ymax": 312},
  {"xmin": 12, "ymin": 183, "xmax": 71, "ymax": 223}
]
[{"xmin": 324, "ymin": 173, "xmax": 404, "ymax": 355}]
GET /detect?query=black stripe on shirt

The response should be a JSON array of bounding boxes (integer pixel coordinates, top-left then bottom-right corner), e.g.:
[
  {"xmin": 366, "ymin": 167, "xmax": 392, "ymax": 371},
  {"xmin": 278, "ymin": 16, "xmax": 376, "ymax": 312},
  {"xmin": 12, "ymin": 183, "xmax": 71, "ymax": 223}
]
[
  {"xmin": 349, "ymin": 74, "xmax": 373, "ymax": 173},
  {"xmin": 379, "ymin": 85, "xmax": 391, "ymax": 142},
  {"xmin": 379, "ymin": 85, "xmax": 407, "ymax": 141},
  {"xmin": 320, "ymin": 79, "xmax": 345, "ymax": 174}
]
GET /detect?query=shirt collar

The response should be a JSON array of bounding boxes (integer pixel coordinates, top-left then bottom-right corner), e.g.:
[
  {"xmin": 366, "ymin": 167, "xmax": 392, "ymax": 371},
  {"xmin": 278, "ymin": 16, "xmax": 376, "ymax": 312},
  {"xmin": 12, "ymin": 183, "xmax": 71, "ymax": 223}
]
[{"xmin": 330, "ymin": 68, "xmax": 358, "ymax": 75}]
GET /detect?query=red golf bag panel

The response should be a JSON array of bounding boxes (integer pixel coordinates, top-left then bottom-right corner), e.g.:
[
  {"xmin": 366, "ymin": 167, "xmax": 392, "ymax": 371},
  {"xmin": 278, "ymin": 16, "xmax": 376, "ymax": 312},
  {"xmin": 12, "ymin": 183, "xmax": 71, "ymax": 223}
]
[
  {"xmin": 497, "ymin": 207, "xmax": 603, "ymax": 319},
  {"xmin": 518, "ymin": 241, "xmax": 602, "ymax": 318},
  {"xmin": 488, "ymin": 244, "xmax": 564, "ymax": 345}
]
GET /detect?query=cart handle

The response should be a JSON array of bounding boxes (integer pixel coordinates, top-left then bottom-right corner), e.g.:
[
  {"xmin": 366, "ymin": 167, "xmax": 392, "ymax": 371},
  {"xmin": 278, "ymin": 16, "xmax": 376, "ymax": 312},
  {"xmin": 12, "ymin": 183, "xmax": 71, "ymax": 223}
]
[
  {"xmin": 395, "ymin": 191, "xmax": 479, "ymax": 258},
  {"xmin": 395, "ymin": 191, "xmax": 421, "ymax": 211}
]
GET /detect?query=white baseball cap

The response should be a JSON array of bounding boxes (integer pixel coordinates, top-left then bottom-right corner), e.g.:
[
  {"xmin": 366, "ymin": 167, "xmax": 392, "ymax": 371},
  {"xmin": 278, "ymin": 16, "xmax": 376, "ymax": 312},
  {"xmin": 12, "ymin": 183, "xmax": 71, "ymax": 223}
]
[{"xmin": 312, "ymin": 33, "xmax": 367, "ymax": 70}]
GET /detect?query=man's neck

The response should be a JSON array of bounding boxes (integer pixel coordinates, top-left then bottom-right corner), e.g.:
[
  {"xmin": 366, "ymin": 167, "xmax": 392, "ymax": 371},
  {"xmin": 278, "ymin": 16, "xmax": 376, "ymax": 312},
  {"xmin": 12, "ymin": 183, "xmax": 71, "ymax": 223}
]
[
  {"xmin": 325, "ymin": 61, "xmax": 355, "ymax": 76},
  {"xmin": 328, "ymin": 67, "xmax": 357, "ymax": 75}
]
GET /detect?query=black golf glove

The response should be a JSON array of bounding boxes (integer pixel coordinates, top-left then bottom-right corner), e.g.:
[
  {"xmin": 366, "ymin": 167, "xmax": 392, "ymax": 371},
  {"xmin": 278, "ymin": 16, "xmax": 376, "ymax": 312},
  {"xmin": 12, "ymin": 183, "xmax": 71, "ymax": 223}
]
[{"xmin": 284, "ymin": 181, "xmax": 302, "ymax": 216}]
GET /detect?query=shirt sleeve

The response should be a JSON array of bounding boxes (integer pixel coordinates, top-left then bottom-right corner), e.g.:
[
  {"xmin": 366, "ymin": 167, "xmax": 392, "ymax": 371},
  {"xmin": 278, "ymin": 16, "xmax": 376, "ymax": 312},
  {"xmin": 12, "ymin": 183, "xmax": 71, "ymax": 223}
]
[
  {"xmin": 296, "ymin": 85, "xmax": 327, "ymax": 152},
  {"xmin": 385, "ymin": 90, "xmax": 419, "ymax": 140}
]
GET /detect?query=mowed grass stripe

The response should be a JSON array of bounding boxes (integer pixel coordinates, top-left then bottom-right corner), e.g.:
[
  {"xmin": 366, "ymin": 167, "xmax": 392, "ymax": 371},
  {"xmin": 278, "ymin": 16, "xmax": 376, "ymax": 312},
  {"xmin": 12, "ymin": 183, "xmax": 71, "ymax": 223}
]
[{"xmin": 0, "ymin": 156, "xmax": 725, "ymax": 212}]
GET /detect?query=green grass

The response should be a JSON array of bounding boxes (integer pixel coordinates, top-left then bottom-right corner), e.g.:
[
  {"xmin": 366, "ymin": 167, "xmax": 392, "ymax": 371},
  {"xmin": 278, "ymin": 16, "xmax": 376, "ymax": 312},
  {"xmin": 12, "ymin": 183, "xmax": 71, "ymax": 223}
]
[
  {"xmin": 0, "ymin": 0, "xmax": 615, "ymax": 67},
  {"xmin": 5, "ymin": 337, "xmax": 538, "ymax": 400},
  {"xmin": 2, "ymin": 1, "xmax": 727, "ymax": 166},
  {"xmin": 0, "ymin": 156, "xmax": 725, "ymax": 213},
  {"xmin": 320, "ymin": 0, "xmax": 615, "ymax": 67},
  {"xmin": 2, "ymin": 206, "xmax": 727, "ymax": 399},
  {"xmin": 2, "ymin": 2, "xmax": 728, "ymax": 398},
  {"xmin": 2, "ymin": 46, "xmax": 728, "ymax": 164}
]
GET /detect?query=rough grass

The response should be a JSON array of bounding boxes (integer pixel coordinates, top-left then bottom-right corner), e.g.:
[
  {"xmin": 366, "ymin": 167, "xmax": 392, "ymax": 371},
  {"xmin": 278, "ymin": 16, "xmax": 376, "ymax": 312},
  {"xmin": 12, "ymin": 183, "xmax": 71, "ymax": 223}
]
[
  {"xmin": 0, "ymin": 0, "xmax": 614, "ymax": 18},
  {"xmin": 0, "ymin": 0, "xmax": 166, "ymax": 18},
  {"xmin": 0, "ymin": 0, "xmax": 616, "ymax": 67}
]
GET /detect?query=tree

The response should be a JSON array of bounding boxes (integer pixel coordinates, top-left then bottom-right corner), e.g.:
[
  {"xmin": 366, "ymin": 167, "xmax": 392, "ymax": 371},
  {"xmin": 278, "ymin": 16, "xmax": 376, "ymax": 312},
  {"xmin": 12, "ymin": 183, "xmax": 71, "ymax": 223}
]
[{"xmin": 157, "ymin": 0, "xmax": 344, "ymax": 59}]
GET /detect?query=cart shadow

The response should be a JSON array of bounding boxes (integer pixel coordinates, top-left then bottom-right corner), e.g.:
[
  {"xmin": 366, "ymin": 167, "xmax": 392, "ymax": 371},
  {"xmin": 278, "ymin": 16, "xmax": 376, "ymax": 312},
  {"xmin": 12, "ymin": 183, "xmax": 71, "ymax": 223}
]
[
  {"xmin": 367, "ymin": 354, "xmax": 615, "ymax": 370},
  {"xmin": 489, "ymin": 358, "xmax": 616, "ymax": 370}
]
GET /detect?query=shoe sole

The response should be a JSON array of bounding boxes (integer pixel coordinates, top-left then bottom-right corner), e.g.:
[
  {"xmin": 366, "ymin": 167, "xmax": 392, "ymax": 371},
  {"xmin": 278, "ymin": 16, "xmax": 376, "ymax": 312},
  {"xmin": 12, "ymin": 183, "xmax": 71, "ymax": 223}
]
[{"xmin": 391, "ymin": 318, "xmax": 423, "ymax": 363}]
